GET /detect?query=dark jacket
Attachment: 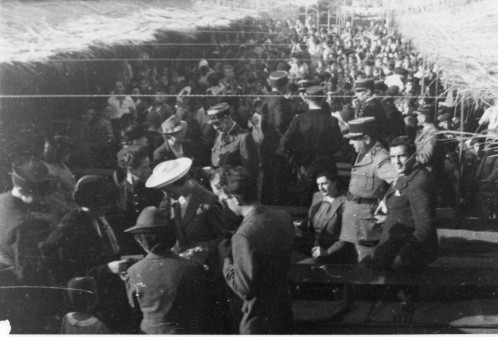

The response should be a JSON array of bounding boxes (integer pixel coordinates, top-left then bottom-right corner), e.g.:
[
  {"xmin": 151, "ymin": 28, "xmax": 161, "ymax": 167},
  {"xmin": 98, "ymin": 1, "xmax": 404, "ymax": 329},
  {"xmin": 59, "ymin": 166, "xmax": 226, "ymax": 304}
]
[
  {"xmin": 259, "ymin": 91, "xmax": 293, "ymax": 157},
  {"xmin": 40, "ymin": 209, "xmax": 119, "ymax": 284},
  {"xmin": 377, "ymin": 164, "xmax": 438, "ymax": 265},
  {"xmin": 379, "ymin": 97, "xmax": 405, "ymax": 140},
  {"xmin": 300, "ymin": 192, "xmax": 347, "ymax": 250},
  {"xmin": 279, "ymin": 107, "xmax": 342, "ymax": 168},
  {"xmin": 222, "ymin": 206, "xmax": 295, "ymax": 334},
  {"xmin": 356, "ymin": 97, "xmax": 388, "ymax": 134},
  {"xmin": 126, "ymin": 245, "xmax": 208, "ymax": 334},
  {"xmin": 0, "ymin": 192, "xmax": 52, "ymax": 286}
]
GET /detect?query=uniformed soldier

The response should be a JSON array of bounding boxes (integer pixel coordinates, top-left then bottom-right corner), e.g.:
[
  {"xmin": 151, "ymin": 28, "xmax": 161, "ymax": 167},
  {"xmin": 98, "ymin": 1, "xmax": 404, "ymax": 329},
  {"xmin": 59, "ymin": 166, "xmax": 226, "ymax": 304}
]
[
  {"xmin": 340, "ymin": 117, "xmax": 396, "ymax": 261},
  {"xmin": 208, "ymin": 102, "xmax": 259, "ymax": 180},
  {"xmin": 354, "ymin": 79, "xmax": 388, "ymax": 139}
]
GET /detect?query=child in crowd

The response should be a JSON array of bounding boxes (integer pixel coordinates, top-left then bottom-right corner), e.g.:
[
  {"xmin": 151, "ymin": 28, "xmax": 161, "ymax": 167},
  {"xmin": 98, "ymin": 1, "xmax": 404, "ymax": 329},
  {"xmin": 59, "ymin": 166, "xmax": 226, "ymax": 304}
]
[{"xmin": 60, "ymin": 277, "xmax": 109, "ymax": 334}]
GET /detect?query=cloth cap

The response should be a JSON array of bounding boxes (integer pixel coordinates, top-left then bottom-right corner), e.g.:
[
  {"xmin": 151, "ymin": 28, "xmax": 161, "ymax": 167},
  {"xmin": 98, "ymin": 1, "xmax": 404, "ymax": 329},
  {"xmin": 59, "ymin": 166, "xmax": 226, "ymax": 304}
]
[
  {"xmin": 269, "ymin": 70, "xmax": 288, "ymax": 87},
  {"xmin": 11, "ymin": 157, "xmax": 57, "ymax": 196},
  {"xmin": 354, "ymin": 78, "xmax": 374, "ymax": 92},
  {"xmin": 125, "ymin": 206, "xmax": 174, "ymax": 234},
  {"xmin": 73, "ymin": 175, "xmax": 117, "ymax": 208},
  {"xmin": 344, "ymin": 116, "xmax": 377, "ymax": 138},
  {"xmin": 206, "ymin": 102, "xmax": 230, "ymax": 123},
  {"xmin": 374, "ymin": 80, "xmax": 388, "ymax": 92},
  {"xmin": 161, "ymin": 115, "xmax": 187, "ymax": 134},
  {"xmin": 146, "ymin": 157, "xmax": 192, "ymax": 189}
]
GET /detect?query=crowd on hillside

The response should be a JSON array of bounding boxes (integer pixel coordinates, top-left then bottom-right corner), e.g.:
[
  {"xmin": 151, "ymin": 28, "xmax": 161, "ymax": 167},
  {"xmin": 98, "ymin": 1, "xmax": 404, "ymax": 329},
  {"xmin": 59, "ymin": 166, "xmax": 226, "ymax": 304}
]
[{"xmin": 1, "ymin": 16, "xmax": 498, "ymax": 334}]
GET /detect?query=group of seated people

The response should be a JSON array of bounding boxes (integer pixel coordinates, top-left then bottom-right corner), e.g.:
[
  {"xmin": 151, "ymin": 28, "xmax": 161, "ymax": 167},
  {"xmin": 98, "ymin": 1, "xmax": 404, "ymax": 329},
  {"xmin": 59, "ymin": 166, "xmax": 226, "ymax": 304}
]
[{"xmin": 1, "ymin": 15, "xmax": 495, "ymax": 335}]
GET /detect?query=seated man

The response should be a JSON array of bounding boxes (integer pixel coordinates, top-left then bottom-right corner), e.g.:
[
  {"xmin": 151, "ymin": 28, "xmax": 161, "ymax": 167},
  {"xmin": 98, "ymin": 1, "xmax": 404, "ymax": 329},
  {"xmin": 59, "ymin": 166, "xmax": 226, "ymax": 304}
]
[
  {"xmin": 296, "ymin": 167, "xmax": 357, "ymax": 264},
  {"xmin": 370, "ymin": 136, "xmax": 438, "ymax": 271},
  {"xmin": 125, "ymin": 206, "xmax": 208, "ymax": 334}
]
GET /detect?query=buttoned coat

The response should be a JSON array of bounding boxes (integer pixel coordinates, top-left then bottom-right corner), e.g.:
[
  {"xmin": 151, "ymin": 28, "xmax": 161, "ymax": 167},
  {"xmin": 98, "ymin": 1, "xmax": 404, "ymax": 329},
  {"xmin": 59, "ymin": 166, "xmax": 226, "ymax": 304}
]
[
  {"xmin": 259, "ymin": 91, "xmax": 293, "ymax": 158},
  {"xmin": 300, "ymin": 192, "xmax": 347, "ymax": 249},
  {"xmin": 211, "ymin": 123, "xmax": 259, "ymax": 179},
  {"xmin": 126, "ymin": 245, "xmax": 207, "ymax": 334},
  {"xmin": 279, "ymin": 108, "xmax": 342, "ymax": 169},
  {"xmin": 222, "ymin": 206, "xmax": 295, "ymax": 334},
  {"xmin": 374, "ymin": 164, "xmax": 438, "ymax": 268}
]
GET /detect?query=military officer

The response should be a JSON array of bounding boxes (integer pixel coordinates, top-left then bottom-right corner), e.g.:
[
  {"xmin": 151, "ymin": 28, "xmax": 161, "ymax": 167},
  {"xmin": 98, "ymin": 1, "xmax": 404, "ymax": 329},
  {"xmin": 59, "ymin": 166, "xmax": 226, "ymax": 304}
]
[
  {"xmin": 208, "ymin": 102, "xmax": 259, "ymax": 180},
  {"xmin": 354, "ymin": 79, "xmax": 388, "ymax": 139},
  {"xmin": 340, "ymin": 117, "xmax": 396, "ymax": 261}
]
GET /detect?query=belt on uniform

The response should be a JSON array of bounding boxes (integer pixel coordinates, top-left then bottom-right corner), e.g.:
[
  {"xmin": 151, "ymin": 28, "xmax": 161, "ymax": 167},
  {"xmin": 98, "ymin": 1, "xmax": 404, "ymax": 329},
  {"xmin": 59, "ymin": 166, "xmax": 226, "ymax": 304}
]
[{"xmin": 347, "ymin": 192, "xmax": 378, "ymax": 205}]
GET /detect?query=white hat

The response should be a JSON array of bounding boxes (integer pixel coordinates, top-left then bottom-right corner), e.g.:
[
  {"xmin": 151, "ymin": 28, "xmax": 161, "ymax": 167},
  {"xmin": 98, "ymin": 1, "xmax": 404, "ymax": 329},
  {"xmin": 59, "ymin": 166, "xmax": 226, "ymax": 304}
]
[
  {"xmin": 146, "ymin": 158, "xmax": 192, "ymax": 189},
  {"xmin": 160, "ymin": 115, "xmax": 187, "ymax": 134},
  {"xmin": 198, "ymin": 59, "xmax": 209, "ymax": 69}
]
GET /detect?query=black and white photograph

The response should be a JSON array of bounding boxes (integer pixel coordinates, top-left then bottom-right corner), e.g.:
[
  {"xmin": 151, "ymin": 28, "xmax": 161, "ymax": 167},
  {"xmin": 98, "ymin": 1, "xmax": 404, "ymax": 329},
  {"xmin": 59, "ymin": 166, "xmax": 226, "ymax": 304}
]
[{"xmin": 0, "ymin": 0, "xmax": 497, "ymax": 334}]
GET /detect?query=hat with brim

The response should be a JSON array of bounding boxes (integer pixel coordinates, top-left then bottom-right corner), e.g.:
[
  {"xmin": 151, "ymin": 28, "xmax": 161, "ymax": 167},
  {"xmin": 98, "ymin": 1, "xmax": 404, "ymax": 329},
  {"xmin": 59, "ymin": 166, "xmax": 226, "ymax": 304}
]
[
  {"xmin": 146, "ymin": 157, "xmax": 192, "ymax": 189},
  {"xmin": 11, "ymin": 157, "xmax": 57, "ymax": 196},
  {"xmin": 73, "ymin": 175, "xmax": 117, "ymax": 208},
  {"xmin": 354, "ymin": 78, "xmax": 374, "ymax": 92},
  {"xmin": 206, "ymin": 102, "xmax": 231, "ymax": 124},
  {"xmin": 125, "ymin": 206, "xmax": 174, "ymax": 234},
  {"xmin": 161, "ymin": 115, "xmax": 187, "ymax": 134},
  {"xmin": 344, "ymin": 116, "xmax": 377, "ymax": 138}
]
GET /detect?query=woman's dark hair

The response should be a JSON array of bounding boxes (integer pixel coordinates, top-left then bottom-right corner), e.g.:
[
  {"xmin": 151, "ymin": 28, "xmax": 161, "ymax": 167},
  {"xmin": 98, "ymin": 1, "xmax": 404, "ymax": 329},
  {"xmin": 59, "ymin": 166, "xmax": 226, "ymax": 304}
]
[
  {"xmin": 217, "ymin": 166, "xmax": 257, "ymax": 205},
  {"xmin": 118, "ymin": 145, "xmax": 149, "ymax": 171},
  {"xmin": 389, "ymin": 135, "xmax": 416, "ymax": 155},
  {"xmin": 43, "ymin": 135, "xmax": 72, "ymax": 164}
]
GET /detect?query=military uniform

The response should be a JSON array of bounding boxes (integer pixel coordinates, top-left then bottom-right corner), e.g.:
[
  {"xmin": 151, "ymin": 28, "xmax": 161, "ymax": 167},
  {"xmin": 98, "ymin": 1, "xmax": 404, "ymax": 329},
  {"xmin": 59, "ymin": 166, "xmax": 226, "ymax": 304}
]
[
  {"xmin": 211, "ymin": 122, "xmax": 259, "ymax": 179},
  {"xmin": 340, "ymin": 141, "xmax": 396, "ymax": 261}
]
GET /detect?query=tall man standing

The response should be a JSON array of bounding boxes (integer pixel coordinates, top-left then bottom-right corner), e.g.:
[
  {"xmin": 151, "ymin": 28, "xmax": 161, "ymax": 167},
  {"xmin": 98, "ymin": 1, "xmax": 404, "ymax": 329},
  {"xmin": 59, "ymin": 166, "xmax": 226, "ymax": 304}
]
[
  {"xmin": 259, "ymin": 71, "xmax": 293, "ymax": 205},
  {"xmin": 341, "ymin": 117, "xmax": 396, "ymax": 261},
  {"xmin": 217, "ymin": 167, "xmax": 295, "ymax": 334}
]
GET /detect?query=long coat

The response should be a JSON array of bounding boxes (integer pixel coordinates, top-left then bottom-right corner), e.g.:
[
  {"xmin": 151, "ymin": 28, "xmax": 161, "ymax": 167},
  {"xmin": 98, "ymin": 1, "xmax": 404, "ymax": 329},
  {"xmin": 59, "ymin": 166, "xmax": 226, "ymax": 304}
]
[
  {"xmin": 259, "ymin": 91, "xmax": 292, "ymax": 158},
  {"xmin": 373, "ymin": 164, "xmax": 438, "ymax": 269},
  {"xmin": 279, "ymin": 108, "xmax": 342, "ymax": 169},
  {"xmin": 222, "ymin": 206, "xmax": 295, "ymax": 334},
  {"xmin": 126, "ymin": 245, "xmax": 208, "ymax": 334}
]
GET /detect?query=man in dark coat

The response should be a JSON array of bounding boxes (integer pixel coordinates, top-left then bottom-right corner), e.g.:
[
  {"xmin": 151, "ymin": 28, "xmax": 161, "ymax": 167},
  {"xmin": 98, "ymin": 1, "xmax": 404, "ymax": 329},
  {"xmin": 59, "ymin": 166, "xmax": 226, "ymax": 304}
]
[
  {"xmin": 217, "ymin": 167, "xmax": 295, "ymax": 334},
  {"xmin": 0, "ymin": 158, "xmax": 58, "ymax": 333},
  {"xmin": 354, "ymin": 78, "xmax": 388, "ymax": 138},
  {"xmin": 371, "ymin": 136, "xmax": 438, "ymax": 271},
  {"xmin": 125, "ymin": 206, "xmax": 208, "ymax": 334},
  {"xmin": 375, "ymin": 82, "xmax": 405, "ymax": 141},
  {"xmin": 259, "ymin": 71, "xmax": 294, "ymax": 205},
  {"xmin": 279, "ymin": 86, "xmax": 342, "ymax": 188}
]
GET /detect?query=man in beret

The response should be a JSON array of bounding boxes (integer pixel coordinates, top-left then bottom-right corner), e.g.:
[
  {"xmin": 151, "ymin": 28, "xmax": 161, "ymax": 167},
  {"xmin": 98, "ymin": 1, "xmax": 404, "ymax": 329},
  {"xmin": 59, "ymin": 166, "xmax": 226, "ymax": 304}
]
[
  {"xmin": 0, "ymin": 157, "xmax": 58, "ymax": 332},
  {"xmin": 354, "ymin": 78, "xmax": 388, "ymax": 138},
  {"xmin": 208, "ymin": 102, "xmax": 259, "ymax": 180},
  {"xmin": 259, "ymin": 71, "xmax": 294, "ymax": 205},
  {"xmin": 279, "ymin": 85, "xmax": 342, "ymax": 199},
  {"xmin": 341, "ymin": 117, "xmax": 396, "ymax": 261}
]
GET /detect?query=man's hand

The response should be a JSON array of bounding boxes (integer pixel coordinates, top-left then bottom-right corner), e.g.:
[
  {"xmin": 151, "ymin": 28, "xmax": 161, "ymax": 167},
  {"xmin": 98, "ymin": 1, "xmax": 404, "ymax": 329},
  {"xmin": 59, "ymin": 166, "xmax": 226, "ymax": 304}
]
[
  {"xmin": 108, "ymin": 260, "xmax": 130, "ymax": 274},
  {"xmin": 375, "ymin": 200, "xmax": 387, "ymax": 215},
  {"xmin": 311, "ymin": 246, "xmax": 329, "ymax": 259},
  {"xmin": 218, "ymin": 239, "xmax": 232, "ymax": 260}
]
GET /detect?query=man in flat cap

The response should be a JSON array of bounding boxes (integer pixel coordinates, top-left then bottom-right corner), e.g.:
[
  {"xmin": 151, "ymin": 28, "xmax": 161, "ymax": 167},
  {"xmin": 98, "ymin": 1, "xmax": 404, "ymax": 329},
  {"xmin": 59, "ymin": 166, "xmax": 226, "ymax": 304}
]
[
  {"xmin": 0, "ymin": 157, "xmax": 57, "ymax": 332},
  {"xmin": 259, "ymin": 71, "xmax": 294, "ymax": 205},
  {"xmin": 354, "ymin": 78, "xmax": 388, "ymax": 139},
  {"xmin": 279, "ymin": 85, "xmax": 342, "ymax": 200},
  {"xmin": 341, "ymin": 117, "xmax": 396, "ymax": 261},
  {"xmin": 208, "ymin": 102, "xmax": 259, "ymax": 180}
]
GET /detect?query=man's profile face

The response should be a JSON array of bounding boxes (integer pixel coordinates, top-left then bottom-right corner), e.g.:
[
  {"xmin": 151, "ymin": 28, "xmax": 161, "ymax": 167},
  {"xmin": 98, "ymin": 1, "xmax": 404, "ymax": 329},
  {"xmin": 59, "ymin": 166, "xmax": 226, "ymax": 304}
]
[
  {"xmin": 349, "ymin": 136, "xmax": 369, "ymax": 154},
  {"xmin": 115, "ymin": 81, "xmax": 125, "ymax": 95},
  {"xmin": 390, "ymin": 145, "xmax": 414, "ymax": 175},
  {"xmin": 355, "ymin": 89, "xmax": 368, "ymax": 102},
  {"xmin": 131, "ymin": 157, "xmax": 152, "ymax": 182},
  {"xmin": 211, "ymin": 118, "xmax": 230, "ymax": 133}
]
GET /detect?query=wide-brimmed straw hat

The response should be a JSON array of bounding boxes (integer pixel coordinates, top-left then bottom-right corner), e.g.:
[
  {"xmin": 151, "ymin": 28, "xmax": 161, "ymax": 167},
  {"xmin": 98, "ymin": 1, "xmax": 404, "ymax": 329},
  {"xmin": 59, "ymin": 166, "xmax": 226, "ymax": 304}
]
[
  {"xmin": 145, "ymin": 157, "xmax": 192, "ymax": 189},
  {"xmin": 160, "ymin": 115, "xmax": 187, "ymax": 134}
]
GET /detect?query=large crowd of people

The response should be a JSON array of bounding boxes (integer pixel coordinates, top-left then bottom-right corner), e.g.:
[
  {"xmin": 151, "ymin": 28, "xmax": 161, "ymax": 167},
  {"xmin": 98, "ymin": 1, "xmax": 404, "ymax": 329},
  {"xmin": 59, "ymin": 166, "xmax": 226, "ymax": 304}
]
[{"xmin": 1, "ymin": 15, "xmax": 497, "ymax": 334}]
